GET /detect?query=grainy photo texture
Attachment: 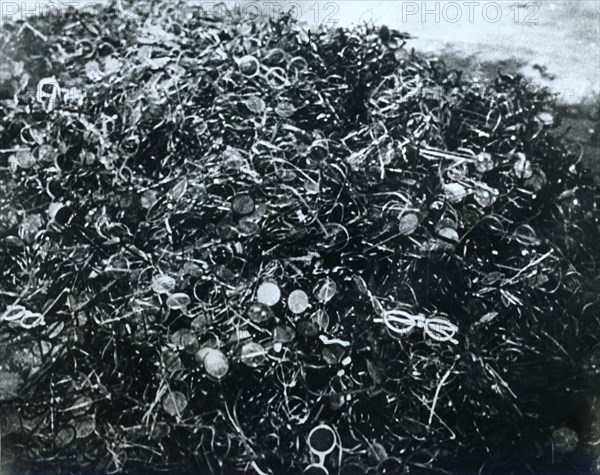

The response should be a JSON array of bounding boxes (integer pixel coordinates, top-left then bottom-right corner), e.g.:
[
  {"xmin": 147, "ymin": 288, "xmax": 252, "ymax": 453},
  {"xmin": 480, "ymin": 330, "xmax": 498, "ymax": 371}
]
[{"xmin": 0, "ymin": 1, "xmax": 599, "ymax": 474}]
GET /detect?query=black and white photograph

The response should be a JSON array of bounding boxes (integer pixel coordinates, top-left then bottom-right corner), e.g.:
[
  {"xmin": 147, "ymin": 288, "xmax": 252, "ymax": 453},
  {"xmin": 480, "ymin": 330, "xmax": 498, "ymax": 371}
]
[{"xmin": 0, "ymin": 0, "xmax": 599, "ymax": 473}]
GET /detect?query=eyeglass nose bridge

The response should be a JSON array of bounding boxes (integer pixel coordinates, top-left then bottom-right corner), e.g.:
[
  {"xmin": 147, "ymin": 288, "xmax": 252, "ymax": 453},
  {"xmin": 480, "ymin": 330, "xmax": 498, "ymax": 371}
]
[
  {"xmin": 19, "ymin": 311, "xmax": 45, "ymax": 329},
  {"xmin": 304, "ymin": 463, "xmax": 329, "ymax": 475}
]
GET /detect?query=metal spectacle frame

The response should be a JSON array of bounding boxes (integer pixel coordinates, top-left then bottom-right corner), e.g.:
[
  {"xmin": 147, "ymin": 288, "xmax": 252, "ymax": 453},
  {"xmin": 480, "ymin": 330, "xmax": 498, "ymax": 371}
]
[
  {"xmin": 0, "ymin": 306, "xmax": 45, "ymax": 330},
  {"xmin": 262, "ymin": 48, "xmax": 288, "ymax": 66},
  {"xmin": 75, "ymin": 39, "xmax": 96, "ymax": 59},
  {"xmin": 274, "ymin": 360, "xmax": 300, "ymax": 392},
  {"xmin": 53, "ymin": 38, "xmax": 96, "ymax": 60},
  {"xmin": 271, "ymin": 358, "xmax": 312, "ymax": 425},
  {"xmin": 305, "ymin": 424, "xmax": 338, "ymax": 475},
  {"xmin": 287, "ymin": 56, "xmax": 310, "ymax": 78},
  {"xmin": 374, "ymin": 309, "xmax": 458, "ymax": 345},
  {"xmin": 234, "ymin": 54, "xmax": 290, "ymax": 90}
]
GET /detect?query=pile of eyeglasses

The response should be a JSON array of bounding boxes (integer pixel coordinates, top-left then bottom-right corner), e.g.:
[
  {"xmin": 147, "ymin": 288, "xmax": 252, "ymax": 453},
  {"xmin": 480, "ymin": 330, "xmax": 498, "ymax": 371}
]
[{"xmin": 0, "ymin": 1, "xmax": 599, "ymax": 473}]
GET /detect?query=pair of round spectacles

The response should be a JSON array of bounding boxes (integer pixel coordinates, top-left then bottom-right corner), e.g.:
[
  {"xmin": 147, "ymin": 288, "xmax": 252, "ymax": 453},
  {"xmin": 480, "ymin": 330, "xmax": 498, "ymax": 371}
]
[
  {"xmin": 1, "ymin": 305, "xmax": 45, "ymax": 329},
  {"xmin": 235, "ymin": 54, "xmax": 290, "ymax": 89},
  {"xmin": 375, "ymin": 309, "xmax": 458, "ymax": 344}
]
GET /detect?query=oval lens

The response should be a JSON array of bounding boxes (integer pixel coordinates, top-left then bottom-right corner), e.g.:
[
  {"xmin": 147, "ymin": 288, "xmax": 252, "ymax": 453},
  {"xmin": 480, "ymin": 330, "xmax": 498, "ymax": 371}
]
[
  {"xmin": 398, "ymin": 213, "xmax": 419, "ymax": 235},
  {"xmin": 304, "ymin": 465, "xmax": 328, "ymax": 475},
  {"xmin": 161, "ymin": 391, "xmax": 188, "ymax": 417},
  {"xmin": 237, "ymin": 55, "xmax": 260, "ymax": 76},
  {"xmin": 288, "ymin": 289, "xmax": 310, "ymax": 314},
  {"xmin": 232, "ymin": 193, "xmax": 256, "ymax": 216},
  {"xmin": 151, "ymin": 275, "xmax": 176, "ymax": 294},
  {"xmin": 203, "ymin": 348, "xmax": 229, "ymax": 380},
  {"xmin": 240, "ymin": 342, "xmax": 267, "ymax": 368},
  {"xmin": 308, "ymin": 424, "xmax": 336, "ymax": 454},
  {"xmin": 315, "ymin": 278, "xmax": 336, "ymax": 303},
  {"xmin": 257, "ymin": 281, "xmax": 281, "ymax": 306}
]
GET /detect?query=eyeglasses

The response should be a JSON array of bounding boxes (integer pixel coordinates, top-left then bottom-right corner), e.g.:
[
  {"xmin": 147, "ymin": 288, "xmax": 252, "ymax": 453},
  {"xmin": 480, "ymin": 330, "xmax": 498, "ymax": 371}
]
[
  {"xmin": 274, "ymin": 361, "xmax": 299, "ymax": 390},
  {"xmin": 235, "ymin": 54, "xmax": 290, "ymax": 89},
  {"xmin": 75, "ymin": 39, "xmax": 96, "ymax": 58},
  {"xmin": 374, "ymin": 309, "xmax": 458, "ymax": 344},
  {"xmin": 1, "ymin": 305, "xmax": 45, "ymax": 329},
  {"xmin": 305, "ymin": 424, "xmax": 338, "ymax": 475}
]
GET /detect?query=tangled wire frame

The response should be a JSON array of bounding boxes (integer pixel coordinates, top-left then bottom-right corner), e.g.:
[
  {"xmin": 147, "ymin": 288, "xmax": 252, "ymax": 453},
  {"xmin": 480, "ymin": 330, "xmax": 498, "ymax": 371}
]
[{"xmin": 0, "ymin": 1, "xmax": 599, "ymax": 474}]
